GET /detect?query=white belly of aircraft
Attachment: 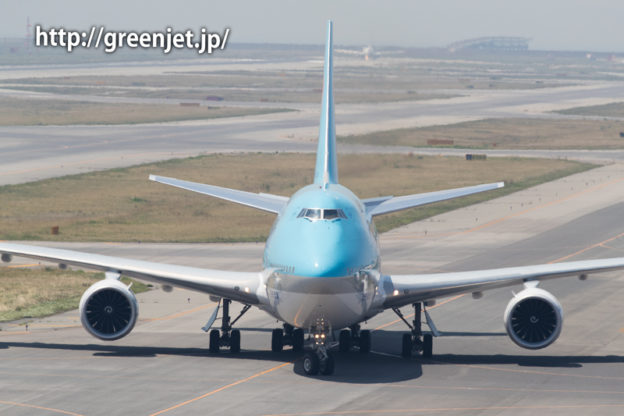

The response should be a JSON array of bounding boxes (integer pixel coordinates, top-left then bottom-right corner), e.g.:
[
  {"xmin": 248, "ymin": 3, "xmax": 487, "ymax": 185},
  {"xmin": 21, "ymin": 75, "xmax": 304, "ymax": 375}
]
[{"xmin": 263, "ymin": 273, "xmax": 378, "ymax": 330}]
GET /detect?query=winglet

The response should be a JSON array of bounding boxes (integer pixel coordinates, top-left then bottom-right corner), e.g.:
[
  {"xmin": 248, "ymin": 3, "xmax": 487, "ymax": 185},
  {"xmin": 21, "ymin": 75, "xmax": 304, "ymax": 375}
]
[{"xmin": 313, "ymin": 20, "xmax": 339, "ymax": 187}]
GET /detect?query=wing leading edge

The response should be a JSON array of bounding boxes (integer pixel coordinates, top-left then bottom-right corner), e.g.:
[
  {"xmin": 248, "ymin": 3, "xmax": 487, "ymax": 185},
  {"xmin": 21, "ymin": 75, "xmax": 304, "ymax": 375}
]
[
  {"xmin": 149, "ymin": 175, "xmax": 288, "ymax": 214},
  {"xmin": 364, "ymin": 182, "xmax": 504, "ymax": 217},
  {"xmin": 0, "ymin": 242, "xmax": 261, "ymax": 305},
  {"xmin": 383, "ymin": 257, "xmax": 624, "ymax": 308}
]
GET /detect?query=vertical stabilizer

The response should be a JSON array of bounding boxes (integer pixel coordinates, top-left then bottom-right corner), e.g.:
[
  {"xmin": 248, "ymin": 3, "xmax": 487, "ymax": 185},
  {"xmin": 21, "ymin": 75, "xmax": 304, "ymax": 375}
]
[{"xmin": 314, "ymin": 20, "xmax": 339, "ymax": 187}]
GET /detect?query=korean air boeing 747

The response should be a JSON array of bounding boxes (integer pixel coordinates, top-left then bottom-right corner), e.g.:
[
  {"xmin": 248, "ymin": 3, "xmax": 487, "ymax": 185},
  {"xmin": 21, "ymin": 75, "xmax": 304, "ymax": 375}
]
[{"xmin": 2, "ymin": 21, "xmax": 624, "ymax": 376}]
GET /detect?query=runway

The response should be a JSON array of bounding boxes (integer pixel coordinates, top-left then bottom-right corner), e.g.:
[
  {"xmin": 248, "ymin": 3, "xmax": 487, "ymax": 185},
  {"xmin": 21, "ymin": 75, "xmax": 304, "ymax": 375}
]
[
  {"xmin": 3, "ymin": 81, "xmax": 624, "ymax": 185},
  {"xmin": 1, "ymin": 162, "xmax": 624, "ymax": 415}
]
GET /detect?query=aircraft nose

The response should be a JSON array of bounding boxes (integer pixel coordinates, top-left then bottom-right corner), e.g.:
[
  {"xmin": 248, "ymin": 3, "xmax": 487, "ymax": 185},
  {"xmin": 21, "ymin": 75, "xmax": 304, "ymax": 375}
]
[
  {"xmin": 311, "ymin": 254, "xmax": 341, "ymax": 276},
  {"xmin": 266, "ymin": 206, "xmax": 376, "ymax": 278},
  {"xmin": 304, "ymin": 228, "xmax": 356, "ymax": 277}
]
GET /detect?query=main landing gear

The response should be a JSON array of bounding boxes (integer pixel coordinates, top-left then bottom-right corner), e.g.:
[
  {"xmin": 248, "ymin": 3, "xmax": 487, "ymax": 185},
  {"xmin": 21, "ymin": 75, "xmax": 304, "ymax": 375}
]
[
  {"xmin": 338, "ymin": 324, "xmax": 371, "ymax": 354},
  {"xmin": 393, "ymin": 302, "xmax": 435, "ymax": 358},
  {"xmin": 207, "ymin": 299, "xmax": 251, "ymax": 353},
  {"xmin": 271, "ymin": 323, "xmax": 305, "ymax": 352}
]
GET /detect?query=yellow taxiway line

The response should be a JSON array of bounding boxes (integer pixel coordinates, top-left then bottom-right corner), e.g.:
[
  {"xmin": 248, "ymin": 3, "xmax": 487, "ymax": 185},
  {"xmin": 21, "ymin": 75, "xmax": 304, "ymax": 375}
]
[{"xmin": 149, "ymin": 362, "xmax": 291, "ymax": 416}]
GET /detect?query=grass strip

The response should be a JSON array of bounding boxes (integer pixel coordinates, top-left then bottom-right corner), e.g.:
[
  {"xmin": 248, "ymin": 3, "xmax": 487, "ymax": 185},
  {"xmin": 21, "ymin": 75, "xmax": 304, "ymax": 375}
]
[
  {"xmin": 0, "ymin": 153, "xmax": 595, "ymax": 242},
  {"xmin": 0, "ymin": 267, "xmax": 150, "ymax": 322},
  {"xmin": 0, "ymin": 96, "xmax": 291, "ymax": 126},
  {"xmin": 339, "ymin": 118, "xmax": 624, "ymax": 150}
]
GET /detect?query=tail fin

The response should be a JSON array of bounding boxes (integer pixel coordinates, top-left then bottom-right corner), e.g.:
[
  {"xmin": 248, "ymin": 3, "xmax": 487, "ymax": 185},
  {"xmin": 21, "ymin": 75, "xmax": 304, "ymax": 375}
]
[{"xmin": 313, "ymin": 20, "xmax": 338, "ymax": 187}]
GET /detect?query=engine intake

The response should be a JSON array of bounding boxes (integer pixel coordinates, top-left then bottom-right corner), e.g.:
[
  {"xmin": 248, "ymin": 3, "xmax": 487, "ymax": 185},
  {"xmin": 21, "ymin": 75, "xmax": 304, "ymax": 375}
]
[
  {"xmin": 79, "ymin": 279, "xmax": 138, "ymax": 341},
  {"xmin": 504, "ymin": 287, "xmax": 563, "ymax": 350}
]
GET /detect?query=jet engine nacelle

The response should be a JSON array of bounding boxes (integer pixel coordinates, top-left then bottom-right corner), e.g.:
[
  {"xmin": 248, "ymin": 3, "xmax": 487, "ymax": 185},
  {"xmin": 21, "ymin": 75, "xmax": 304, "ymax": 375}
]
[
  {"xmin": 79, "ymin": 279, "xmax": 138, "ymax": 341},
  {"xmin": 504, "ymin": 287, "xmax": 563, "ymax": 350}
]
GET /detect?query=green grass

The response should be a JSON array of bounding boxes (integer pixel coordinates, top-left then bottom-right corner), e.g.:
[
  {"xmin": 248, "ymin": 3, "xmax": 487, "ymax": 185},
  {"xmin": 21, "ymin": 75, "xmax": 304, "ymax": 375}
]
[
  {"xmin": 373, "ymin": 161, "xmax": 594, "ymax": 232},
  {"xmin": 0, "ymin": 267, "xmax": 150, "ymax": 322},
  {"xmin": 0, "ymin": 153, "xmax": 596, "ymax": 242},
  {"xmin": 0, "ymin": 96, "xmax": 291, "ymax": 126},
  {"xmin": 556, "ymin": 102, "xmax": 624, "ymax": 118},
  {"xmin": 340, "ymin": 118, "xmax": 624, "ymax": 150},
  {"xmin": 0, "ymin": 84, "xmax": 454, "ymax": 105}
]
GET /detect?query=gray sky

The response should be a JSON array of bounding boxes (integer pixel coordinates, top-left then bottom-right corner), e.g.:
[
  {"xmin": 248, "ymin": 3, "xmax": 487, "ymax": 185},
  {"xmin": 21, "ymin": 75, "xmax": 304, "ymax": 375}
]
[{"xmin": 3, "ymin": 0, "xmax": 624, "ymax": 52}]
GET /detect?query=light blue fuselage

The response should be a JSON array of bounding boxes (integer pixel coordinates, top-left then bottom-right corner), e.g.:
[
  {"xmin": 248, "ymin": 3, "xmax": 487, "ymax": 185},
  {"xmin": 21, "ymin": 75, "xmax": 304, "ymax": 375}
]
[
  {"xmin": 257, "ymin": 22, "xmax": 383, "ymax": 331},
  {"xmin": 262, "ymin": 184, "xmax": 381, "ymax": 330}
]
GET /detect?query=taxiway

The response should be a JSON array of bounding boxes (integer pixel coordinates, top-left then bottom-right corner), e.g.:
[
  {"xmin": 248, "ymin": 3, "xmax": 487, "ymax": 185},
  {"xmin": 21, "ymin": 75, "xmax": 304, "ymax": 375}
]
[{"xmin": 1, "ymin": 162, "xmax": 623, "ymax": 415}]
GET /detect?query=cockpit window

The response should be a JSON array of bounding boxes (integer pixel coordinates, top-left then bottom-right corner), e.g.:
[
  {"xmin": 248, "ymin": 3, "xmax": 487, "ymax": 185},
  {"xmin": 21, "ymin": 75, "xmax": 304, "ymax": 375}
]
[
  {"xmin": 298, "ymin": 208, "xmax": 346, "ymax": 221},
  {"xmin": 323, "ymin": 209, "xmax": 341, "ymax": 220},
  {"xmin": 306, "ymin": 208, "xmax": 322, "ymax": 220}
]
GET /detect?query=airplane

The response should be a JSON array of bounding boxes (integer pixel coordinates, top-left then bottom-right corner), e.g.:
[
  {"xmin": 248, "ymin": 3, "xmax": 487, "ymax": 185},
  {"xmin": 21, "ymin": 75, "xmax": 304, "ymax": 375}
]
[
  {"xmin": 335, "ymin": 45, "xmax": 403, "ymax": 61},
  {"xmin": 2, "ymin": 21, "xmax": 624, "ymax": 376}
]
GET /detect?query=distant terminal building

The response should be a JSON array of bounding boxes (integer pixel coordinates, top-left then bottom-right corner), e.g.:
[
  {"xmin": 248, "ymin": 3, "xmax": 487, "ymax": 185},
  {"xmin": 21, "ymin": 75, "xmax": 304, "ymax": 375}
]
[{"xmin": 448, "ymin": 37, "xmax": 530, "ymax": 53}]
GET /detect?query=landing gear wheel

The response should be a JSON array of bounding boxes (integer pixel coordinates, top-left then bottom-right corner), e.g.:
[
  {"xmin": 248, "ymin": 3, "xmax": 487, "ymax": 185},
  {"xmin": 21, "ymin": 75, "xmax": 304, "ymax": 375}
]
[
  {"xmin": 422, "ymin": 333, "xmax": 433, "ymax": 358},
  {"xmin": 209, "ymin": 329, "xmax": 220, "ymax": 353},
  {"xmin": 320, "ymin": 353, "xmax": 335, "ymax": 375},
  {"xmin": 230, "ymin": 329, "xmax": 241, "ymax": 353},
  {"xmin": 271, "ymin": 328, "xmax": 284, "ymax": 352},
  {"xmin": 292, "ymin": 328, "xmax": 304, "ymax": 352},
  {"xmin": 359, "ymin": 330, "xmax": 371, "ymax": 354},
  {"xmin": 339, "ymin": 329, "xmax": 351, "ymax": 353},
  {"xmin": 401, "ymin": 333, "xmax": 412, "ymax": 358},
  {"xmin": 302, "ymin": 352, "xmax": 320, "ymax": 376}
]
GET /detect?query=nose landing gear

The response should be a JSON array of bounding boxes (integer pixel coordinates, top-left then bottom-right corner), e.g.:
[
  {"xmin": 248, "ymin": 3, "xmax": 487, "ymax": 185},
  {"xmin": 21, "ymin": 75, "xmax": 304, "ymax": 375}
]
[
  {"xmin": 271, "ymin": 322, "xmax": 335, "ymax": 375},
  {"xmin": 300, "ymin": 321, "xmax": 335, "ymax": 376},
  {"xmin": 303, "ymin": 345, "xmax": 334, "ymax": 376}
]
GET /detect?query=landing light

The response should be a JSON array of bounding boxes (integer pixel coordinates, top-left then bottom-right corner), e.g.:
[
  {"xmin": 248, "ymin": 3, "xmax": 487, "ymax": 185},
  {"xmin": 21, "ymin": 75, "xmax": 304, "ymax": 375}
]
[{"xmin": 393, "ymin": 290, "xmax": 399, "ymax": 296}]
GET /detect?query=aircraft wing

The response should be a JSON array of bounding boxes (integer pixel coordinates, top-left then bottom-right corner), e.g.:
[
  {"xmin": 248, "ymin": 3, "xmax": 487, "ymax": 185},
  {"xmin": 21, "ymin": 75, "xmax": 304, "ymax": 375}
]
[
  {"xmin": 383, "ymin": 257, "xmax": 624, "ymax": 308},
  {"xmin": 366, "ymin": 182, "xmax": 504, "ymax": 217},
  {"xmin": 149, "ymin": 175, "xmax": 288, "ymax": 214},
  {"xmin": 0, "ymin": 242, "xmax": 261, "ymax": 305}
]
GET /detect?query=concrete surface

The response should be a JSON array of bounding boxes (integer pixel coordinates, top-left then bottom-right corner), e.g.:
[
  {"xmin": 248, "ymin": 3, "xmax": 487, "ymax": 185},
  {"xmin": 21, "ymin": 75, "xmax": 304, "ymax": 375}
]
[
  {"xmin": 1, "ymin": 162, "xmax": 624, "ymax": 416},
  {"xmin": 2, "ymin": 55, "xmax": 624, "ymax": 416}
]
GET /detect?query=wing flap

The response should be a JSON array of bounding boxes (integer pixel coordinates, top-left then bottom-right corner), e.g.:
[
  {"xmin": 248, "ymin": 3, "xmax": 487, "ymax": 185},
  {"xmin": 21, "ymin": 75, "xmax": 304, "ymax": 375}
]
[
  {"xmin": 0, "ymin": 242, "xmax": 260, "ymax": 304},
  {"xmin": 369, "ymin": 182, "xmax": 504, "ymax": 217},
  {"xmin": 384, "ymin": 257, "xmax": 624, "ymax": 308},
  {"xmin": 149, "ymin": 175, "xmax": 287, "ymax": 214}
]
